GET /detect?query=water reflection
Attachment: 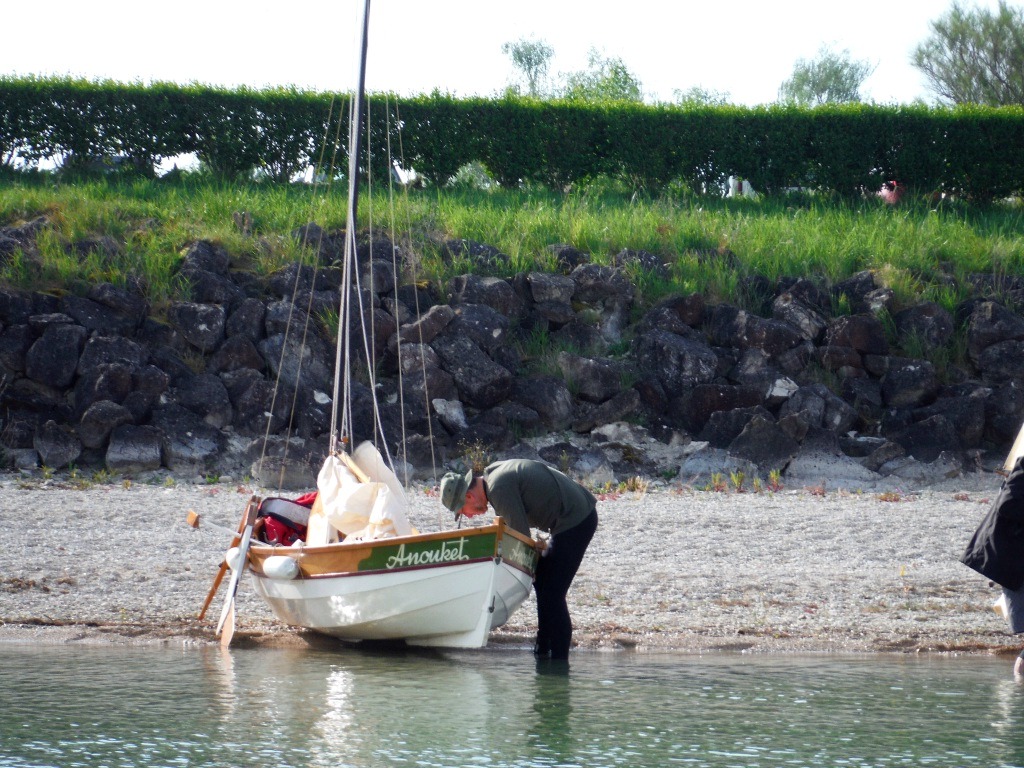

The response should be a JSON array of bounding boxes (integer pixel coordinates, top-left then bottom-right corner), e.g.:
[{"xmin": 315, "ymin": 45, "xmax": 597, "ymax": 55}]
[{"xmin": 2, "ymin": 645, "xmax": 1024, "ymax": 768}]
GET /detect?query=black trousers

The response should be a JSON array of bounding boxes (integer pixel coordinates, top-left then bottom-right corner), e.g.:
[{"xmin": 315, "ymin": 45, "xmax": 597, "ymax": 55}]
[{"xmin": 533, "ymin": 509, "xmax": 598, "ymax": 660}]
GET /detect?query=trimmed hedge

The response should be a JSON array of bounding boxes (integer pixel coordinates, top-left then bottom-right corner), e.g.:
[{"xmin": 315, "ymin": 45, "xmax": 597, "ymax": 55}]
[{"xmin": 2, "ymin": 76, "xmax": 1024, "ymax": 198}]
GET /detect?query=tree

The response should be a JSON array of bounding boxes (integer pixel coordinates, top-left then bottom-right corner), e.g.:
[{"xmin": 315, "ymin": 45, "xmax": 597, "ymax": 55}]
[
  {"xmin": 502, "ymin": 38, "xmax": 554, "ymax": 97},
  {"xmin": 778, "ymin": 45, "xmax": 876, "ymax": 105},
  {"xmin": 562, "ymin": 49, "xmax": 644, "ymax": 103},
  {"xmin": 912, "ymin": 0, "xmax": 1024, "ymax": 106},
  {"xmin": 673, "ymin": 86, "xmax": 731, "ymax": 106}
]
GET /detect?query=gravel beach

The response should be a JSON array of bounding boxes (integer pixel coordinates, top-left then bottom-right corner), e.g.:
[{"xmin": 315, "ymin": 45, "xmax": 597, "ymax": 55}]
[{"xmin": 1, "ymin": 471, "xmax": 1020, "ymax": 657}]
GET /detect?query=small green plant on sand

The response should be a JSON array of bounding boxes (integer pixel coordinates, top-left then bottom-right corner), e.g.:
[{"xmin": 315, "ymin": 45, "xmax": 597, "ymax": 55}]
[{"xmin": 457, "ymin": 440, "xmax": 492, "ymax": 473}]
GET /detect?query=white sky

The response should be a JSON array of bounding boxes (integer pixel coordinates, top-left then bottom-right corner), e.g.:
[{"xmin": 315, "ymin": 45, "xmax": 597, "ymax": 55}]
[{"xmin": 2, "ymin": 0, "xmax": 1011, "ymax": 105}]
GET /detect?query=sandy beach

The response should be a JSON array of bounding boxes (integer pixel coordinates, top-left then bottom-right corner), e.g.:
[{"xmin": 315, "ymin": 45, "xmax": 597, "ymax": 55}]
[{"xmin": 1, "ymin": 471, "xmax": 1020, "ymax": 658}]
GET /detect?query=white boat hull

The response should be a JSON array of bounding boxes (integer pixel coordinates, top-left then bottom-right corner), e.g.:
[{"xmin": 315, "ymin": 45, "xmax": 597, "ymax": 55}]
[
  {"xmin": 244, "ymin": 519, "xmax": 538, "ymax": 648},
  {"xmin": 250, "ymin": 559, "xmax": 532, "ymax": 647}
]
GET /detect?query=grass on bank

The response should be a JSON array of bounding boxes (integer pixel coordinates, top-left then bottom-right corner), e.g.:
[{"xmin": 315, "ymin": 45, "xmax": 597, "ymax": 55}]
[{"xmin": 1, "ymin": 172, "xmax": 1023, "ymax": 370}]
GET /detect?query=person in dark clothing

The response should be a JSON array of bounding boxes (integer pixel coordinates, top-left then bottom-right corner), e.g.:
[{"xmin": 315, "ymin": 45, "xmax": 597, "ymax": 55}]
[
  {"xmin": 961, "ymin": 455, "xmax": 1024, "ymax": 675},
  {"xmin": 441, "ymin": 459, "xmax": 598, "ymax": 661}
]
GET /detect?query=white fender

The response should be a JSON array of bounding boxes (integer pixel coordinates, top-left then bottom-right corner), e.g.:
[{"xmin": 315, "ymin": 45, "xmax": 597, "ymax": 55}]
[{"xmin": 263, "ymin": 555, "xmax": 300, "ymax": 580}]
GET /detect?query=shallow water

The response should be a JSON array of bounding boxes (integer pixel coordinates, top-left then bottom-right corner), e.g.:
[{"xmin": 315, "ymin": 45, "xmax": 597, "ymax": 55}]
[{"xmin": 2, "ymin": 644, "xmax": 1023, "ymax": 768}]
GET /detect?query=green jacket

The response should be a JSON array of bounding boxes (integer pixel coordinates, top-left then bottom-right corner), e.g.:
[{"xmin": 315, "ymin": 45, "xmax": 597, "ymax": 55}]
[{"xmin": 482, "ymin": 459, "xmax": 596, "ymax": 536}]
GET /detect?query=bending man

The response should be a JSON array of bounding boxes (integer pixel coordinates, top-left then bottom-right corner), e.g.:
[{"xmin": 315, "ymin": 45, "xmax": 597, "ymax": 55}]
[{"xmin": 441, "ymin": 459, "xmax": 598, "ymax": 660}]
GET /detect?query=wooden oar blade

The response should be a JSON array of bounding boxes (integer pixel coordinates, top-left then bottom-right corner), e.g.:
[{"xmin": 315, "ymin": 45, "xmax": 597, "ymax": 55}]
[
  {"xmin": 215, "ymin": 501, "xmax": 259, "ymax": 646},
  {"xmin": 196, "ymin": 496, "xmax": 259, "ymax": 623},
  {"xmin": 220, "ymin": 601, "xmax": 236, "ymax": 648}
]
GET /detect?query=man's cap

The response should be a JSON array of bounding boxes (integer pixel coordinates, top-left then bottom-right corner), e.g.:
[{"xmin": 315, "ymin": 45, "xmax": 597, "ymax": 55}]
[{"xmin": 440, "ymin": 469, "xmax": 474, "ymax": 514}]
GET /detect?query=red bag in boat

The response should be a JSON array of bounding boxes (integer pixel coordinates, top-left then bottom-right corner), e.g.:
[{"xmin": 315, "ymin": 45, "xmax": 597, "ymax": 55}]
[{"xmin": 258, "ymin": 497, "xmax": 310, "ymax": 546}]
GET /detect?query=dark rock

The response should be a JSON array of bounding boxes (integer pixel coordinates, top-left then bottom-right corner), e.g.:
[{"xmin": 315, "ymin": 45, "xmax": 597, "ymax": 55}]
[
  {"xmin": 863, "ymin": 287, "xmax": 895, "ymax": 314},
  {"xmin": 727, "ymin": 348, "xmax": 780, "ymax": 391},
  {"xmin": 27, "ymin": 312, "xmax": 74, "ymax": 334},
  {"xmin": 779, "ymin": 277, "xmax": 829, "ymax": 314},
  {"xmin": 166, "ymin": 301, "xmax": 226, "ymax": 352},
  {"xmin": 149, "ymin": 403, "xmax": 226, "ymax": 471},
  {"xmin": 292, "ymin": 223, "xmax": 342, "ymax": 264},
  {"xmin": 447, "ymin": 274, "xmax": 523, "ymax": 318},
  {"xmin": 880, "ymin": 359, "xmax": 939, "ymax": 408},
  {"xmin": 633, "ymin": 330, "xmax": 718, "ymax": 397},
  {"xmin": 569, "ymin": 264, "xmax": 630, "ymax": 313},
  {"xmin": 431, "ymin": 333, "xmax": 511, "ymax": 409},
  {"xmin": 267, "ymin": 262, "xmax": 331, "ymax": 298},
  {"xmin": 0, "ymin": 288, "xmax": 34, "ymax": 324},
  {"xmin": 977, "ymin": 339, "xmax": 1024, "ymax": 382},
  {"xmin": 983, "ymin": 381, "xmax": 1024, "ymax": 445},
  {"xmin": 391, "ymin": 304, "xmax": 455, "ymax": 349},
  {"xmin": 832, "ymin": 270, "xmax": 877, "ymax": 312},
  {"xmin": 106, "ymin": 424, "xmax": 163, "ymax": 473},
  {"xmin": 699, "ymin": 406, "xmax": 773, "ymax": 448},
  {"xmin": 259, "ymin": 332, "xmax": 333, "ymax": 394},
  {"xmin": 967, "ymin": 301, "xmax": 1024, "ymax": 364},
  {"xmin": 708, "ymin": 304, "xmax": 803, "ymax": 356},
  {"xmin": 772, "ymin": 293, "xmax": 827, "ymax": 343},
  {"xmin": 208, "ymin": 334, "xmax": 265, "ymax": 375},
  {"xmin": 230, "ymin": 375, "xmax": 294, "ymax": 436},
  {"xmin": 5, "ymin": 377, "xmax": 66, "ymax": 413},
  {"xmin": 73, "ymin": 363, "xmax": 134, "ymax": 418},
  {"xmin": 62, "ymin": 294, "xmax": 137, "ymax": 334},
  {"xmin": 557, "ymin": 352, "xmax": 623, "ymax": 404},
  {"xmin": 181, "ymin": 240, "xmax": 232, "ymax": 275},
  {"xmin": 916, "ymin": 393, "xmax": 986, "ymax": 448},
  {"xmin": 0, "ymin": 324, "xmax": 34, "ymax": 372},
  {"xmin": 87, "ymin": 283, "xmax": 148, "ymax": 329},
  {"xmin": 77, "ymin": 399, "xmax": 134, "ymax": 449},
  {"xmin": 33, "ymin": 420, "xmax": 82, "ymax": 470},
  {"xmin": 225, "ymin": 297, "xmax": 267, "ymax": 342},
  {"xmin": 861, "ymin": 441, "xmax": 906, "ymax": 472},
  {"xmin": 25, "ymin": 323, "xmax": 87, "ymax": 388},
  {"xmin": 891, "ymin": 414, "xmax": 961, "ymax": 462},
  {"xmin": 667, "ymin": 383, "xmax": 764, "ymax": 435},
  {"xmin": 174, "ymin": 373, "xmax": 233, "ymax": 429},
  {"xmin": 778, "ymin": 383, "xmax": 858, "ymax": 434},
  {"xmin": 825, "ymin": 314, "xmax": 889, "ymax": 355},
  {"xmin": 183, "ymin": 267, "xmax": 246, "ymax": 307},
  {"xmin": 77, "ymin": 336, "xmax": 148, "ymax": 376},
  {"xmin": 552, "ymin": 320, "xmax": 606, "ymax": 354},
  {"xmin": 841, "ymin": 377, "xmax": 884, "ymax": 422},
  {"xmin": 818, "ymin": 345, "xmax": 863, "ymax": 374},
  {"xmin": 525, "ymin": 272, "xmax": 576, "ymax": 304},
  {"xmin": 359, "ymin": 258, "xmax": 396, "ymax": 296},
  {"xmin": 447, "ymin": 304, "xmax": 509, "ymax": 354},
  {"xmin": 894, "ymin": 302, "xmax": 953, "ymax": 350},
  {"xmin": 511, "ymin": 375, "xmax": 574, "ymax": 431},
  {"xmin": 572, "ymin": 388, "xmax": 642, "ymax": 433},
  {"xmin": 728, "ymin": 414, "xmax": 800, "ymax": 470},
  {"xmin": 546, "ymin": 244, "xmax": 590, "ymax": 273}
]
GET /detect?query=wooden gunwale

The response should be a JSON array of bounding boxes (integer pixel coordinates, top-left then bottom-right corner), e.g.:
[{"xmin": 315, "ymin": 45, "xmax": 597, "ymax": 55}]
[{"xmin": 247, "ymin": 517, "xmax": 537, "ymax": 579}]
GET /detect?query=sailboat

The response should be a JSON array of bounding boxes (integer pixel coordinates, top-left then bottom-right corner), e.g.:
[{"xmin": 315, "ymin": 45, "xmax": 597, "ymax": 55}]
[{"xmin": 202, "ymin": 0, "xmax": 539, "ymax": 649}]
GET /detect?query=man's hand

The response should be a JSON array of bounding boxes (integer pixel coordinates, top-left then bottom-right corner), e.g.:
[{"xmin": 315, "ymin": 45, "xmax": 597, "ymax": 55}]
[{"xmin": 534, "ymin": 536, "xmax": 551, "ymax": 556}]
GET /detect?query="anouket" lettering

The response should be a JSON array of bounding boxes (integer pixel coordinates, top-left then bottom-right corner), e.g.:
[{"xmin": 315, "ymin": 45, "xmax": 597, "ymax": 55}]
[{"xmin": 385, "ymin": 538, "xmax": 471, "ymax": 569}]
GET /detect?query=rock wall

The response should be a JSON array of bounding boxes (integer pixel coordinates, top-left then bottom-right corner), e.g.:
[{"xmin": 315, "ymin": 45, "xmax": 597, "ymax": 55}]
[{"xmin": 1, "ymin": 220, "xmax": 1022, "ymax": 490}]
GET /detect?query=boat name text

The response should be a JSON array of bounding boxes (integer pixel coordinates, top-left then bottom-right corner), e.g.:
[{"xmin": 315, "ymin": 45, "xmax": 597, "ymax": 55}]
[{"xmin": 385, "ymin": 538, "xmax": 471, "ymax": 569}]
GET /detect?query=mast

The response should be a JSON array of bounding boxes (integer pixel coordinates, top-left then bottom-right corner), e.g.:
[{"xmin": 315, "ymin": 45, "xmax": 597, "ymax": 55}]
[{"xmin": 332, "ymin": 0, "xmax": 372, "ymax": 457}]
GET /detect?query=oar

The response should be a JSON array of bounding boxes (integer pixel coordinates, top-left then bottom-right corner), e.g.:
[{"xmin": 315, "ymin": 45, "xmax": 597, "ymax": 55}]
[
  {"xmin": 216, "ymin": 500, "xmax": 259, "ymax": 648},
  {"xmin": 187, "ymin": 509, "xmax": 238, "ymax": 540},
  {"xmin": 192, "ymin": 500, "xmax": 253, "ymax": 622}
]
